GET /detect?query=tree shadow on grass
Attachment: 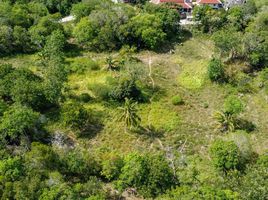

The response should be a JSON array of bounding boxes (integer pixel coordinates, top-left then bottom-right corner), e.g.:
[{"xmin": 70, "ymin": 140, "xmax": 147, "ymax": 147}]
[
  {"xmin": 78, "ymin": 123, "xmax": 104, "ymax": 140},
  {"xmin": 236, "ymin": 118, "xmax": 256, "ymax": 133},
  {"xmin": 77, "ymin": 110, "xmax": 105, "ymax": 139},
  {"xmin": 64, "ymin": 43, "xmax": 83, "ymax": 58},
  {"xmin": 134, "ymin": 125, "xmax": 164, "ymax": 141},
  {"xmin": 155, "ymin": 29, "xmax": 193, "ymax": 54},
  {"xmin": 180, "ymin": 29, "xmax": 193, "ymax": 43}
]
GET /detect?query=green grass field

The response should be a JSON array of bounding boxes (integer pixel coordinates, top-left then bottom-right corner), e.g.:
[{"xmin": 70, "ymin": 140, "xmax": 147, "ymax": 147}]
[{"xmin": 3, "ymin": 36, "xmax": 267, "ymax": 157}]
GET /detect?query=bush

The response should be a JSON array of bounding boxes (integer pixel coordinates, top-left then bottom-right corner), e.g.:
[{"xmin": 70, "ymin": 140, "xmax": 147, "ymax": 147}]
[
  {"xmin": 101, "ymin": 152, "xmax": 124, "ymax": 181},
  {"xmin": 61, "ymin": 148, "xmax": 100, "ymax": 179},
  {"xmin": 109, "ymin": 77, "xmax": 143, "ymax": 102},
  {"xmin": 212, "ymin": 29, "xmax": 243, "ymax": 59},
  {"xmin": 0, "ymin": 100, "xmax": 8, "ymax": 116},
  {"xmin": 233, "ymin": 73, "xmax": 255, "ymax": 93},
  {"xmin": 228, "ymin": 131, "xmax": 253, "ymax": 166},
  {"xmin": 239, "ymin": 165, "xmax": 268, "ymax": 200},
  {"xmin": 257, "ymin": 152, "xmax": 268, "ymax": 168},
  {"xmin": 29, "ymin": 14, "xmax": 64, "ymax": 48},
  {"xmin": 210, "ymin": 139, "xmax": 241, "ymax": 171},
  {"xmin": 78, "ymin": 93, "xmax": 91, "ymax": 103},
  {"xmin": 73, "ymin": 176, "xmax": 107, "ymax": 199},
  {"xmin": 0, "ymin": 156, "xmax": 24, "ymax": 182},
  {"xmin": 88, "ymin": 83, "xmax": 111, "ymax": 101},
  {"xmin": 208, "ymin": 58, "xmax": 225, "ymax": 82},
  {"xmin": 71, "ymin": 0, "xmax": 102, "ymax": 22},
  {"xmin": 224, "ymin": 96, "xmax": 244, "ymax": 115},
  {"xmin": 118, "ymin": 153, "xmax": 175, "ymax": 198},
  {"xmin": 123, "ymin": 13, "xmax": 166, "ymax": 50},
  {"xmin": 159, "ymin": 186, "xmax": 240, "ymax": 200},
  {"xmin": 69, "ymin": 57, "xmax": 100, "ymax": 74},
  {"xmin": 171, "ymin": 95, "xmax": 184, "ymax": 105},
  {"xmin": 25, "ymin": 142, "xmax": 59, "ymax": 173},
  {"xmin": 61, "ymin": 101, "xmax": 89, "ymax": 130},
  {"xmin": 0, "ymin": 104, "xmax": 40, "ymax": 142}
]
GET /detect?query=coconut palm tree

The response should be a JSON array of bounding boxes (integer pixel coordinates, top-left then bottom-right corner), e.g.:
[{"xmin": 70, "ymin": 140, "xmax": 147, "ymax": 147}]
[
  {"xmin": 105, "ymin": 55, "xmax": 122, "ymax": 71},
  {"xmin": 214, "ymin": 111, "xmax": 236, "ymax": 132},
  {"xmin": 118, "ymin": 98, "xmax": 141, "ymax": 131}
]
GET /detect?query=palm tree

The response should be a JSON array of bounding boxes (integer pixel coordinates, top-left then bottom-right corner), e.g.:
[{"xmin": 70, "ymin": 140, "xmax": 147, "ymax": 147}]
[
  {"xmin": 105, "ymin": 55, "xmax": 122, "ymax": 71},
  {"xmin": 118, "ymin": 98, "xmax": 141, "ymax": 132},
  {"xmin": 214, "ymin": 111, "xmax": 236, "ymax": 132}
]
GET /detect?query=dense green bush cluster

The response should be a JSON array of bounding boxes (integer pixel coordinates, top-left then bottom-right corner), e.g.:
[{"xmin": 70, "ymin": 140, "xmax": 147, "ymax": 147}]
[
  {"xmin": 0, "ymin": 144, "xmax": 176, "ymax": 199},
  {"xmin": 194, "ymin": 1, "xmax": 268, "ymax": 69},
  {"xmin": 0, "ymin": 58, "xmax": 65, "ymax": 111},
  {"xmin": 61, "ymin": 101, "xmax": 89, "ymax": 130},
  {"xmin": 110, "ymin": 77, "xmax": 143, "ymax": 102},
  {"xmin": 117, "ymin": 153, "xmax": 175, "ymax": 198},
  {"xmin": 171, "ymin": 95, "xmax": 184, "ymax": 105},
  {"xmin": 224, "ymin": 96, "xmax": 244, "ymax": 115},
  {"xmin": 208, "ymin": 58, "xmax": 225, "ymax": 82},
  {"xmin": 215, "ymin": 96, "xmax": 245, "ymax": 132},
  {"xmin": 159, "ymin": 186, "xmax": 240, "ymax": 200},
  {"xmin": 210, "ymin": 139, "xmax": 242, "ymax": 171},
  {"xmin": 0, "ymin": 1, "xmax": 66, "ymax": 56},
  {"xmin": 73, "ymin": 1, "xmax": 180, "ymax": 51},
  {"xmin": 0, "ymin": 104, "xmax": 40, "ymax": 144}
]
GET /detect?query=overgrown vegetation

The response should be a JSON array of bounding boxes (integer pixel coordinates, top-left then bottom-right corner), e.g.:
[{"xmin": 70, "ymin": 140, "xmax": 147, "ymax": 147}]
[{"xmin": 0, "ymin": 0, "xmax": 267, "ymax": 199}]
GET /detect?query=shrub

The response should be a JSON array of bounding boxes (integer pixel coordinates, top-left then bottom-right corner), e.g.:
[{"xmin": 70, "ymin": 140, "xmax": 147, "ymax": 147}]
[
  {"xmin": 257, "ymin": 152, "xmax": 268, "ymax": 168},
  {"xmin": 224, "ymin": 96, "xmax": 244, "ymax": 115},
  {"xmin": 73, "ymin": 176, "xmax": 107, "ymax": 199},
  {"xmin": 215, "ymin": 96, "xmax": 245, "ymax": 132},
  {"xmin": 0, "ymin": 100, "xmax": 8, "ymax": 116},
  {"xmin": 61, "ymin": 101, "xmax": 89, "ymax": 130},
  {"xmin": 0, "ymin": 156, "xmax": 24, "ymax": 182},
  {"xmin": 101, "ymin": 152, "xmax": 124, "ymax": 181},
  {"xmin": 0, "ymin": 104, "xmax": 40, "ymax": 142},
  {"xmin": 124, "ymin": 13, "xmax": 166, "ymax": 50},
  {"xmin": 88, "ymin": 83, "xmax": 111, "ymax": 101},
  {"xmin": 228, "ymin": 131, "xmax": 253, "ymax": 167},
  {"xmin": 239, "ymin": 165, "xmax": 268, "ymax": 200},
  {"xmin": 158, "ymin": 186, "xmax": 240, "ymax": 200},
  {"xmin": 69, "ymin": 57, "xmax": 100, "ymax": 74},
  {"xmin": 78, "ymin": 93, "xmax": 91, "ymax": 103},
  {"xmin": 29, "ymin": 14, "xmax": 64, "ymax": 48},
  {"xmin": 110, "ymin": 77, "xmax": 143, "ymax": 102},
  {"xmin": 118, "ymin": 153, "xmax": 175, "ymax": 198},
  {"xmin": 210, "ymin": 139, "xmax": 241, "ymax": 171},
  {"xmin": 212, "ymin": 29, "xmax": 243, "ymax": 59},
  {"xmin": 25, "ymin": 142, "xmax": 59, "ymax": 173},
  {"xmin": 38, "ymin": 183, "xmax": 77, "ymax": 200},
  {"xmin": 171, "ymin": 95, "xmax": 184, "ymax": 105},
  {"xmin": 61, "ymin": 148, "xmax": 100, "ymax": 179},
  {"xmin": 234, "ymin": 73, "xmax": 255, "ymax": 93},
  {"xmin": 71, "ymin": 2, "xmax": 99, "ymax": 22},
  {"xmin": 208, "ymin": 58, "xmax": 225, "ymax": 82}
]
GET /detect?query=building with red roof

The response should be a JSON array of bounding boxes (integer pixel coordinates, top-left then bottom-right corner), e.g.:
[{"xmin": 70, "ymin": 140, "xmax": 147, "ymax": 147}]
[
  {"xmin": 151, "ymin": 0, "xmax": 193, "ymax": 12},
  {"xmin": 196, "ymin": 0, "xmax": 223, "ymax": 9}
]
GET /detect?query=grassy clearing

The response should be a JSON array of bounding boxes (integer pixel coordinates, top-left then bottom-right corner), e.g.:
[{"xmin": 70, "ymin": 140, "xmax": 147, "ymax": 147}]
[
  {"xmin": 175, "ymin": 37, "xmax": 214, "ymax": 90},
  {"xmin": 1, "ymin": 36, "xmax": 267, "ymax": 156}
]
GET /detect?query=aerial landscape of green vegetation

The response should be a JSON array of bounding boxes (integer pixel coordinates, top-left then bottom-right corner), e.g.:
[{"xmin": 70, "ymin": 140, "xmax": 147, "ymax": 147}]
[{"xmin": 0, "ymin": 0, "xmax": 267, "ymax": 199}]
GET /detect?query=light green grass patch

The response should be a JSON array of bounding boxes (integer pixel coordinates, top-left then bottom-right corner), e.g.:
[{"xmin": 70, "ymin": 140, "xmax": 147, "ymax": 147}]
[
  {"xmin": 139, "ymin": 102, "xmax": 181, "ymax": 132},
  {"xmin": 174, "ymin": 37, "xmax": 213, "ymax": 90},
  {"xmin": 68, "ymin": 70, "xmax": 111, "ymax": 96},
  {"xmin": 0, "ymin": 54, "xmax": 38, "ymax": 70},
  {"xmin": 178, "ymin": 60, "xmax": 208, "ymax": 89}
]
